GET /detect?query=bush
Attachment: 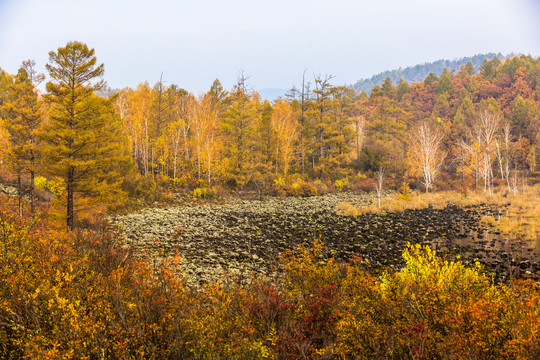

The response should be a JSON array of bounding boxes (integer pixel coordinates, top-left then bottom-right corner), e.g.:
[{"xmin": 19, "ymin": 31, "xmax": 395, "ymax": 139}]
[
  {"xmin": 225, "ymin": 178, "xmax": 238, "ymax": 190},
  {"xmin": 396, "ymin": 182, "xmax": 412, "ymax": 200},
  {"xmin": 352, "ymin": 177, "xmax": 377, "ymax": 193},
  {"xmin": 334, "ymin": 179, "xmax": 350, "ymax": 192},
  {"xmin": 34, "ymin": 175, "xmax": 66, "ymax": 197},
  {"xmin": 34, "ymin": 175, "xmax": 47, "ymax": 189},
  {"xmin": 335, "ymin": 244, "xmax": 540, "ymax": 359},
  {"xmin": 273, "ymin": 177, "xmax": 286, "ymax": 187},
  {"xmin": 172, "ymin": 174, "xmax": 189, "ymax": 187},
  {"xmin": 1, "ymin": 205, "xmax": 539, "ymax": 359},
  {"xmin": 193, "ymin": 186, "xmax": 218, "ymax": 199},
  {"xmin": 126, "ymin": 173, "xmax": 157, "ymax": 199},
  {"xmin": 275, "ymin": 181, "xmax": 319, "ymax": 197},
  {"xmin": 313, "ymin": 179, "xmax": 329, "ymax": 194},
  {"xmin": 299, "ymin": 182, "xmax": 319, "ymax": 197}
]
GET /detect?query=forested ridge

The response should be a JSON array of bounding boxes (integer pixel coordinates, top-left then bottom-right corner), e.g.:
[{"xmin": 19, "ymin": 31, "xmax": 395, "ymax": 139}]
[
  {"xmin": 352, "ymin": 52, "xmax": 509, "ymax": 94},
  {"xmin": 1, "ymin": 42, "xmax": 540, "ymax": 359}
]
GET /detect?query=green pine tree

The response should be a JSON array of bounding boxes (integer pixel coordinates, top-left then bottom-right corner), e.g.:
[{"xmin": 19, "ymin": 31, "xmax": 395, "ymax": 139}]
[
  {"xmin": 0, "ymin": 60, "xmax": 44, "ymax": 214},
  {"xmin": 43, "ymin": 41, "xmax": 129, "ymax": 230}
]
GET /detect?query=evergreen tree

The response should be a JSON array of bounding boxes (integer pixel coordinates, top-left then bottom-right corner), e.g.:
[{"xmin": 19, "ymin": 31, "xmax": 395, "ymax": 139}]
[
  {"xmin": 463, "ymin": 61, "xmax": 476, "ymax": 76},
  {"xmin": 396, "ymin": 79, "xmax": 410, "ymax": 101},
  {"xmin": 0, "ymin": 68, "xmax": 12, "ymax": 108},
  {"xmin": 382, "ymin": 77, "xmax": 396, "ymax": 98},
  {"xmin": 424, "ymin": 72, "xmax": 439, "ymax": 88},
  {"xmin": 221, "ymin": 85, "xmax": 260, "ymax": 187},
  {"xmin": 437, "ymin": 68, "xmax": 454, "ymax": 95},
  {"xmin": 509, "ymin": 96, "xmax": 533, "ymax": 139},
  {"xmin": 43, "ymin": 41, "xmax": 129, "ymax": 230},
  {"xmin": 454, "ymin": 91, "xmax": 475, "ymax": 126},
  {"xmin": 308, "ymin": 75, "xmax": 335, "ymax": 177},
  {"xmin": 432, "ymin": 93, "xmax": 450, "ymax": 119},
  {"xmin": 0, "ymin": 61, "xmax": 44, "ymax": 214},
  {"xmin": 208, "ymin": 79, "xmax": 229, "ymax": 111},
  {"xmin": 480, "ymin": 57, "xmax": 500, "ymax": 78}
]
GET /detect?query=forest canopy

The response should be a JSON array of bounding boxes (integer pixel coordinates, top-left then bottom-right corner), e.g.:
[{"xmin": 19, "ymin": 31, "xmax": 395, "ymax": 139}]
[{"xmin": 0, "ymin": 43, "xmax": 539, "ymax": 226}]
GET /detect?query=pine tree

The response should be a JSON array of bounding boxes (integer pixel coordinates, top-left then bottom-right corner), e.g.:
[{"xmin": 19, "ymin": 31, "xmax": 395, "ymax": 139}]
[
  {"xmin": 221, "ymin": 86, "xmax": 260, "ymax": 187},
  {"xmin": 309, "ymin": 75, "xmax": 334, "ymax": 177},
  {"xmin": 43, "ymin": 41, "xmax": 129, "ymax": 230},
  {"xmin": 382, "ymin": 77, "xmax": 396, "ymax": 98},
  {"xmin": 396, "ymin": 79, "xmax": 410, "ymax": 101},
  {"xmin": 437, "ymin": 68, "xmax": 454, "ymax": 95},
  {"xmin": 207, "ymin": 79, "xmax": 229, "ymax": 112},
  {"xmin": 0, "ymin": 61, "xmax": 44, "ymax": 214}
]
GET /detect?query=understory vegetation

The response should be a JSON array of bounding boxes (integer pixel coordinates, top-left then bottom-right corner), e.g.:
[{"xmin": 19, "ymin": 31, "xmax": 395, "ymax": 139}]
[
  {"xmin": 1, "ymin": 42, "xmax": 540, "ymax": 359},
  {"xmin": 0, "ymin": 196, "xmax": 539, "ymax": 359}
]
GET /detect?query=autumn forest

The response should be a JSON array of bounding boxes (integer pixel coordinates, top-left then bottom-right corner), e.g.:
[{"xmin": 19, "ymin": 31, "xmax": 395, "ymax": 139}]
[{"xmin": 0, "ymin": 41, "xmax": 540, "ymax": 359}]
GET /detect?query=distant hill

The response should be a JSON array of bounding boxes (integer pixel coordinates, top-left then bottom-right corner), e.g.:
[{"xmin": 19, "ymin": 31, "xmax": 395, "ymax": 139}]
[{"xmin": 352, "ymin": 53, "xmax": 512, "ymax": 94}]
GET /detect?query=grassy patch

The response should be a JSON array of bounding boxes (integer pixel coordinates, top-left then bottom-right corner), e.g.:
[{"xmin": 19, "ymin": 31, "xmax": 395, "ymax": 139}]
[{"xmin": 338, "ymin": 185, "xmax": 540, "ymax": 241}]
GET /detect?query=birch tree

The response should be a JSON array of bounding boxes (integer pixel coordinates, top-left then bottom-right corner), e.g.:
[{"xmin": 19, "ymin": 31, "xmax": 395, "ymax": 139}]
[
  {"xmin": 271, "ymin": 99, "xmax": 298, "ymax": 175},
  {"xmin": 191, "ymin": 95, "xmax": 220, "ymax": 184},
  {"xmin": 495, "ymin": 121, "xmax": 513, "ymax": 192},
  {"xmin": 476, "ymin": 110, "xmax": 500, "ymax": 193},
  {"xmin": 118, "ymin": 84, "xmax": 153, "ymax": 175},
  {"xmin": 458, "ymin": 109, "xmax": 501, "ymax": 193},
  {"xmin": 409, "ymin": 121, "xmax": 446, "ymax": 192}
]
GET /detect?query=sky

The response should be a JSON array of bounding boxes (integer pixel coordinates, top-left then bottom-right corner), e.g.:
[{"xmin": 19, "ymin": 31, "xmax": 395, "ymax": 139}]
[{"xmin": 0, "ymin": 0, "xmax": 539, "ymax": 94}]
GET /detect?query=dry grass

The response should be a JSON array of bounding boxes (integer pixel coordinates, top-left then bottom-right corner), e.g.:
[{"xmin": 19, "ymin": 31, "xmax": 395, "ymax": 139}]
[
  {"xmin": 336, "ymin": 202, "xmax": 362, "ymax": 217},
  {"xmin": 480, "ymin": 215, "xmax": 497, "ymax": 227},
  {"xmin": 365, "ymin": 191, "xmax": 454, "ymax": 213},
  {"xmin": 337, "ymin": 184, "xmax": 540, "ymax": 241}
]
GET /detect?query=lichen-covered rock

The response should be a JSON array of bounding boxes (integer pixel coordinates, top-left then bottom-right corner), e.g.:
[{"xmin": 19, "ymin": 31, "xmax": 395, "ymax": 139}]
[{"xmin": 111, "ymin": 193, "xmax": 540, "ymax": 285}]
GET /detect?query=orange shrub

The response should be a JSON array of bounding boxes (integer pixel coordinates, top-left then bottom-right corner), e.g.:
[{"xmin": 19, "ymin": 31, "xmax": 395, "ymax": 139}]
[{"xmin": 1, "ymin": 197, "xmax": 539, "ymax": 359}]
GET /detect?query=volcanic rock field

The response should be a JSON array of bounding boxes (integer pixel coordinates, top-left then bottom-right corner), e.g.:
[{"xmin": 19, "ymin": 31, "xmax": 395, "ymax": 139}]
[{"xmin": 112, "ymin": 193, "xmax": 540, "ymax": 285}]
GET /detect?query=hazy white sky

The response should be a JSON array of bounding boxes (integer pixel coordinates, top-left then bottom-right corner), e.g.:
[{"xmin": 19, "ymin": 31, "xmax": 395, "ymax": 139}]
[{"xmin": 0, "ymin": 0, "xmax": 539, "ymax": 93}]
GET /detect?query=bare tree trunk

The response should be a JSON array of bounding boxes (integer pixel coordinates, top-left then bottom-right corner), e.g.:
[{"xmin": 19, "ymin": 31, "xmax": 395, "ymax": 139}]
[
  {"xmin": 67, "ymin": 166, "xmax": 75, "ymax": 231},
  {"xmin": 354, "ymin": 115, "xmax": 365, "ymax": 161},
  {"xmin": 300, "ymin": 69, "xmax": 309, "ymax": 174},
  {"xmin": 144, "ymin": 118, "xmax": 149, "ymax": 176},
  {"xmin": 376, "ymin": 166, "xmax": 384, "ymax": 208},
  {"xmin": 173, "ymin": 131, "xmax": 180, "ymax": 179},
  {"xmin": 206, "ymin": 137, "xmax": 213, "ymax": 185},
  {"xmin": 156, "ymin": 72, "xmax": 164, "ymax": 137},
  {"xmin": 29, "ymin": 160, "xmax": 35, "ymax": 214},
  {"xmin": 461, "ymin": 156, "xmax": 465, "ymax": 186},
  {"xmin": 275, "ymin": 140, "xmax": 280, "ymax": 174},
  {"xmin": 196, "ymin": 133, "xmax": 201, "ymax": 179},
  {"xmin": 509, "ymin": 169, "xmax": 518, "ymax": 194},
  {"xmin": 503, "ymin": 122, "xmax": 512, "ymax": 192},
  {"xmin": 151, "ymin": 146, "xmax": 155, "ymax": 181},
  {"xmin": 475, "ymin": 151, "xmax": 478, "ymax": 189},
  {"xmin": 17, "ymin": 172, "xmax": 23, "ymax": 217},
  {"xmin": 460, "ymin": 110, "xmax": 500, "ymax": 193},
  {"xmin": 496, "ymin": 140, "xmax": 505, "ymax": 182}
]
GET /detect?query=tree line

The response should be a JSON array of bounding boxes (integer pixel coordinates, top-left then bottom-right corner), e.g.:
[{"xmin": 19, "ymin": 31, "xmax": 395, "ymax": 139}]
[
  {"xmin": 1, "ymin": 42, "xmax": 539, "ymax": 228},
  {"xmin": 111, "ymin": 54, "xmax": 540, "ymax": 188}
]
